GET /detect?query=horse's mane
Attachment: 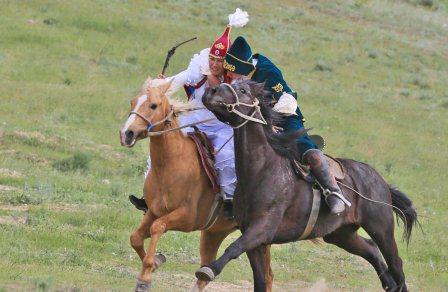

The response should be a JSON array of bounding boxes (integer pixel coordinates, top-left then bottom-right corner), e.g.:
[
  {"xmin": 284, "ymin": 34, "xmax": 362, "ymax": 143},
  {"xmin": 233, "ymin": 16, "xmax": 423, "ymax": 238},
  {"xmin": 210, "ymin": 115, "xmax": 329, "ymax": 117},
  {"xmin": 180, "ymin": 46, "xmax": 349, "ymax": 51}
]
[
  {"xmin": 145, "ymin": 78, "xmax": 201, "ymax": 115},
  {"xmin": 250, "ymin": 82, "xmax": 307, "ymax": 162}
]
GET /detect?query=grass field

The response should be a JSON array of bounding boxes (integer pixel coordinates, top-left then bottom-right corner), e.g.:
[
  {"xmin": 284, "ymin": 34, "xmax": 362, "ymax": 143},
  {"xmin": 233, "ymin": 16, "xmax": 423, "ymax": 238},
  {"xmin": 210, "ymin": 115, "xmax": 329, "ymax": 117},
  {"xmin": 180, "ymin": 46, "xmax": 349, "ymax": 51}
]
[{"xmin": 1, "ymin": 0, "xmax": 447, "ymax": 291}]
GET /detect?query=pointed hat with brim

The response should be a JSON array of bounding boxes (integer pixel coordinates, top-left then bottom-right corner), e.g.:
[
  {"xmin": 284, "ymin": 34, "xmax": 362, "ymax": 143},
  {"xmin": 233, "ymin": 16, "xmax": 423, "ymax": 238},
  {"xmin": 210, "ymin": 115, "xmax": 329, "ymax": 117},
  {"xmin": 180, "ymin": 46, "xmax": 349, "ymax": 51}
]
[{"xmin": 224, "ymin": 36, "xmax": 255, "ymax": 76}]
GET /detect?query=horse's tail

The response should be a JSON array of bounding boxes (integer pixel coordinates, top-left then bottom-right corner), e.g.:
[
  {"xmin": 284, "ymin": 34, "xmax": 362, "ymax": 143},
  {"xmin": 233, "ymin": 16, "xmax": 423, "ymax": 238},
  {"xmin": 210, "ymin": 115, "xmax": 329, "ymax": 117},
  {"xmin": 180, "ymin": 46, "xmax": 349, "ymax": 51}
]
[{"xmin": 389, "ymin": 185, "xmax": 418, "ymax": 245}]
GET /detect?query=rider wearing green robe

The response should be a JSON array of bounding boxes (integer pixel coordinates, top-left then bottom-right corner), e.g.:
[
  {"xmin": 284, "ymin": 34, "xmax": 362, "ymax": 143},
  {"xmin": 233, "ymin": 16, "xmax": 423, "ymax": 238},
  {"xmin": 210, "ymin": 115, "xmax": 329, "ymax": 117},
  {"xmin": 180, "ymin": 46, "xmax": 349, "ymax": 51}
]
[{"xmin": 224, "ymin": 36, "xmax": 350, "ymax": 214}]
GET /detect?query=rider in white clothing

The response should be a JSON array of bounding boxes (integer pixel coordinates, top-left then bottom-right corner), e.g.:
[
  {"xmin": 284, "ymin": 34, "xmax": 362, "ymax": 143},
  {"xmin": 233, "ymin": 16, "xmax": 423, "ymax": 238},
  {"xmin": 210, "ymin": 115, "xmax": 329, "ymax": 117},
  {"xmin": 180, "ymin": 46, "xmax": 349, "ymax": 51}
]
[{"xmin": 130, "ymin": 9, "xmax": 249, "ymax": 217}]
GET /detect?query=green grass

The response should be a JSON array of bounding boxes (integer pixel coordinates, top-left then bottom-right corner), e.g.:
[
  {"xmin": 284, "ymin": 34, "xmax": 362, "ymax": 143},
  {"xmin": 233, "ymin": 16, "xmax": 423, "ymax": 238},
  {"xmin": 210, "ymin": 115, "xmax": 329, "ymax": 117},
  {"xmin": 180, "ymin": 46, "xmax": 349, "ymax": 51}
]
[{"xmin": 0, "ymin": 0, "xmax": 447, "ymax": 291}]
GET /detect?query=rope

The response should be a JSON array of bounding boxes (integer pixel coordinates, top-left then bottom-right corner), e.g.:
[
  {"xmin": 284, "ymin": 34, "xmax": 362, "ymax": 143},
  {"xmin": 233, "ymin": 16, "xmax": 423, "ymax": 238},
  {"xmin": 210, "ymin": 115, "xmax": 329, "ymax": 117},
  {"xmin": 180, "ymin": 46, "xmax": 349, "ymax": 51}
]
[
  {"xmin": 337, "ymin": 181, "xmax": 408, "ymax": 234},
  {"xmin": 147, "ymin": 118, "xmax": 215, "ymax": 136},
  {"xmin": 215, "ymin": 134, "xmax": 234, "ymax": 155},
  {"xmin": 220, "ymin": 83, "xmax": 268, "ymax": 128},
  {"xmin": 145, "ymin": 106, "xmax": 211, "ymax": 136},
  {"xmin": 174, "ymin": 106, "xmax": 206, "ymax": 114}
]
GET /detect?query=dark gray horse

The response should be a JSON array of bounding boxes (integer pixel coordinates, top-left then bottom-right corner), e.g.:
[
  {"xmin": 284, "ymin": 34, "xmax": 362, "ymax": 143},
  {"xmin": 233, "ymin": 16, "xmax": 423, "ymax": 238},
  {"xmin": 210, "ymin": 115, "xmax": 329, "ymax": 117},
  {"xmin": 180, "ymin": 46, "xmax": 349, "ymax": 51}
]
[{"xmin": 195, "ymin": 81, "xmax": 417, "ymax": 292}]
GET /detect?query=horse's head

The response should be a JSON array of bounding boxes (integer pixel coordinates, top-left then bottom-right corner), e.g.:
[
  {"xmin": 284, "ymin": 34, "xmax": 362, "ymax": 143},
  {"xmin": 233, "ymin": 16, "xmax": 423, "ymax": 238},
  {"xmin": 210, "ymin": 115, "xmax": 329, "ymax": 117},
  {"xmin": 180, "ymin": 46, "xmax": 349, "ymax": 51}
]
[
  {"xmin": 202, "ymin": 80, "xmax": 266, "ymax": 128},
  {"xmin": 120, "ymin": 76, "xmax": 172, "ymax": 147}
]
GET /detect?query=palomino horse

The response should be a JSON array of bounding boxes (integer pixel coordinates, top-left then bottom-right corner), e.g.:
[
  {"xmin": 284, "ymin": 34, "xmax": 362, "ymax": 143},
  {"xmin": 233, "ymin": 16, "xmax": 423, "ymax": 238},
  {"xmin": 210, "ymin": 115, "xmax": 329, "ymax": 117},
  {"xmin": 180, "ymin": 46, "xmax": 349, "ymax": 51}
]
[
  {"xmin": 119, "ymin": 77, "xmax": 273, "ymax": 291},
  {"xmin": 196, "ymin": 81, "xmax": 418, "ymax": 292}
]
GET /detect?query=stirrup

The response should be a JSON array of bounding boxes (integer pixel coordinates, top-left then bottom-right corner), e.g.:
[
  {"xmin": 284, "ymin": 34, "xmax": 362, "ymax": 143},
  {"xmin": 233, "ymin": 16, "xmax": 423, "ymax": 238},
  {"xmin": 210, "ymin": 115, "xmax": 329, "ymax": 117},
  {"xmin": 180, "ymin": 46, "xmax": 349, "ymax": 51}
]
[{"xmin": 323, "ymin": 189, "xmax": 352, "ymax": 207}]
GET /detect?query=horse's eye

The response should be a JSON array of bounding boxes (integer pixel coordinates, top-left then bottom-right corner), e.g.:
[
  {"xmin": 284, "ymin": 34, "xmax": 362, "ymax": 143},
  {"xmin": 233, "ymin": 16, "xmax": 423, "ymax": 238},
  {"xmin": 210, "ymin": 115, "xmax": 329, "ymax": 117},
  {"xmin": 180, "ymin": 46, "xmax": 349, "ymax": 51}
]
[
  {"xmin": 150, "ymin": 103, "xmax": 157, "ymax": 110},
  {"xmin": 240, "ymin": 88, "xmax": 246, "ymax": 94}
]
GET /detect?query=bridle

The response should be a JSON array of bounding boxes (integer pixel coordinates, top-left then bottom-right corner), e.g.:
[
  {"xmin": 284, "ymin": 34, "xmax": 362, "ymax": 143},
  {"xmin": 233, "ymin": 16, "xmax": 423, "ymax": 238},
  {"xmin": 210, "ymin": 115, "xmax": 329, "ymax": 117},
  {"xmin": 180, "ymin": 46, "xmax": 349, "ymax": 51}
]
[
  {"xmin": 129, "ymin": 104, "xmax": 216, "ymax": 137},
  {"xmin": 220, "ymin": 83, "xmax": 267, "ymax": 129},
  {"xmin": 129, "ymin": 105, "xmax": 175, "ymax": 133}
]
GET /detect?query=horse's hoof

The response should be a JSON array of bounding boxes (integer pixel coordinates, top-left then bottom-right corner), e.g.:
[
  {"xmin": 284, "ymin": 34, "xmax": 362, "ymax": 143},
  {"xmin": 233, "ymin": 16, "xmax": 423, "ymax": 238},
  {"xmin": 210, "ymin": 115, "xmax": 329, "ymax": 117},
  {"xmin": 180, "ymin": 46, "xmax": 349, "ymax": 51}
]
[
  {"xmin": 153, "ymin": 253, "xmax": 167, "ymax": 270},
  {"xmin": 195, "ymin": 266, "xmax": 215, "ymax": 281},
  {"xmin": 135, "ymin": 280, "xmax": 151, "ymax": 292}
]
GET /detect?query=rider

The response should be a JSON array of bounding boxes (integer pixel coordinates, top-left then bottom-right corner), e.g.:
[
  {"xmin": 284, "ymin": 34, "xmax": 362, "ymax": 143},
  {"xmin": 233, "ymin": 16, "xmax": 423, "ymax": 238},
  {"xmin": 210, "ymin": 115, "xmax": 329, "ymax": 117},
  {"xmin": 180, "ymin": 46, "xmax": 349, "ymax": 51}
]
[
  {"xmin": 129, "ymin": 9, "xmax": 249, "ymax": 217},
  {"xmin": 223, "ymin": 36, "xmax": 350, "ymax": 214}
]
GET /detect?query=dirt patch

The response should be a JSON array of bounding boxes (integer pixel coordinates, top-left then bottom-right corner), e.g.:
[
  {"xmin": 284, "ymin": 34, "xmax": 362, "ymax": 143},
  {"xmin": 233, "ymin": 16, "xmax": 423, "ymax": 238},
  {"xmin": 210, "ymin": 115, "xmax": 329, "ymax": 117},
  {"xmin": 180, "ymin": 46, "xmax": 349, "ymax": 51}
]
[
  {"xmin": 44, "ymin": 203, "xmax": 107, "ymax": 212},
  {"xmin": 303, "ymin": 279, "xmax": 332, "ymax": 292},
  {"xmin": 0, "ymin": 185, "xmax": 18, "ymax": 192},
  {"xmin": 0, "ymin": 215, "xmax": 28, "ymax": 225},
  {"xmin": 0, "ymin": 204, "xmax": 29, "ymax": 212},
  {"xmin": 0, "ymin": 203, "xmax": 107, "ymax": 213},
  {"xmin": 0, "ymin": 149, "xmax": 17, "ymax": 155},
  {"xmin": 149, "ymin": 270, "xmax": 335, "ymax": 292},
  {"xmin": 206, "ymin": 280, "xmax": 252, "ymax": 291},
  {"xmin": 208, "ymin": 279, "xmax": 334, "ymax": 292},
  {"xmin": 0, "ymin": 168, "xmax": 23, "ymax": 178},
  {"xmin": 13, "ymin": 131, "xmax": 57, "ymax": 144}
]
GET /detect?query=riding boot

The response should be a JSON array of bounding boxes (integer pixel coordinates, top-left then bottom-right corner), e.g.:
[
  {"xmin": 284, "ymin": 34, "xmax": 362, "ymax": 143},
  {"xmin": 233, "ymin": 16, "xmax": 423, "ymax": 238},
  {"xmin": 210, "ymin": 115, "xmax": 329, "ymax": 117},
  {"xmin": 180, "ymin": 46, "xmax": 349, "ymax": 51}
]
[
  {"xmin": 302, "ymin": 149, "xmax": 349, "ymax": 214},
  {"xmin": 222, "ymin": 200, "xmax": 234, "ymax": 219},
  {"xmin": 219, "ymin": 189, "xmax": 234, "ymax": 219},
  {"xmin": 129, "ymin": 195, "xmax": 148, "ymax": 213}
]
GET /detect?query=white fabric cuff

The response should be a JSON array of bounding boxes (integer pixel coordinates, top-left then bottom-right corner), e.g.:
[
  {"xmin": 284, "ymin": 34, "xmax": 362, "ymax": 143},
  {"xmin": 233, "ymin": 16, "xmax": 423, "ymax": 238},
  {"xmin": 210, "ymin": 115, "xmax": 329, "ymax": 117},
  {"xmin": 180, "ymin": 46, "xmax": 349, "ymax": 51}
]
[{"xmin": 273, "ymin": 92, "xmax": 297, "ymax": 115}]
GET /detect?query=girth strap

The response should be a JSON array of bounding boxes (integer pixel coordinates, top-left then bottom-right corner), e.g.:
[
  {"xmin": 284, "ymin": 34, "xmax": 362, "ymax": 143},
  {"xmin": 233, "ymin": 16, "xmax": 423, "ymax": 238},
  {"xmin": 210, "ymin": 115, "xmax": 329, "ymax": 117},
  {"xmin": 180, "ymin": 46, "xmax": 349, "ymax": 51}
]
[
  {"xmin": 199, "ymin": 194, "xmax": 222, "ymax": 230},
  {"xmin": 299, "ymin": 187, "xmax": 321, "ymax": 240}
]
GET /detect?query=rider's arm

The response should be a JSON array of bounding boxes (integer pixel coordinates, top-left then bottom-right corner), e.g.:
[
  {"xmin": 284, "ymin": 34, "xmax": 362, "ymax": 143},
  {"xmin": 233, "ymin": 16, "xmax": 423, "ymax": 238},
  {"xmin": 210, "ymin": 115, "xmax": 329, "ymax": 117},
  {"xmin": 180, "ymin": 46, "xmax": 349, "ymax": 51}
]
[
  {"xmin": 264, "ymin": 71, "xmax": 298, "ymax": 115},
  {"xmin": 156, "ymin": 48, "xmax": 210, "ymax": 96}
]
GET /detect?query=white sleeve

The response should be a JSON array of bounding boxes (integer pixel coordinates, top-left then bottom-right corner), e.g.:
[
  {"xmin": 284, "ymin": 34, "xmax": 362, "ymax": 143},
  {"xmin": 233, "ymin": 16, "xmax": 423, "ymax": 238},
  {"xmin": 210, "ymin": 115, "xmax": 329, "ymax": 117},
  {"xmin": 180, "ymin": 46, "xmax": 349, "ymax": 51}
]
[
  {"xmin": 186, "ymin": 48, "xmax": 210, "ymax": 83},
  {"xmin": 148, "ymin": 70, "xmax": 188, "ymax": 97}
]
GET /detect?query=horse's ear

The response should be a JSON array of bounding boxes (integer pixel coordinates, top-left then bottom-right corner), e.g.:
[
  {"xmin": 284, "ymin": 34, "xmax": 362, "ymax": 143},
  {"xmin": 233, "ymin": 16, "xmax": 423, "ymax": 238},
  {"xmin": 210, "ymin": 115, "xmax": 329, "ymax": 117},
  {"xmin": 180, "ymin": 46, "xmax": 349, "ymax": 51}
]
[
  {"xmin": 158, "ymin": 79, "xmax": 173, "ymax": 94},
  {"xmin": 250, "ymin": 81, "xmax": 266, "ymax": 96}
]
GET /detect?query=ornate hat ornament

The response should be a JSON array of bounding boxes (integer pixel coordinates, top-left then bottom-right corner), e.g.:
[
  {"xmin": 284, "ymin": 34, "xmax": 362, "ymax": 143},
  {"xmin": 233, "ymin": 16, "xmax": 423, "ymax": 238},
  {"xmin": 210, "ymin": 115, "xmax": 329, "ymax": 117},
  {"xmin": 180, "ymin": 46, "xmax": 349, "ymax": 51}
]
[{"xmin": 209, "ymin": 8, "xmax": 249, "ymax": 59}]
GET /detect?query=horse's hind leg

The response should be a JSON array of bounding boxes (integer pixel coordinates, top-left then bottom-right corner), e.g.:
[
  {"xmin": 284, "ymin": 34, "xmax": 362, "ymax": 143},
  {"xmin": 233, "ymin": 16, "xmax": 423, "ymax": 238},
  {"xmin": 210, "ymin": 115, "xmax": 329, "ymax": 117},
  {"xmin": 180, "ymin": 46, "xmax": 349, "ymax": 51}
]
[
  {"xmin": 363, "ymin": 220, "xmax": 408, "ymax": 292},
  {"xmin": 192, "ymin": 229, "xmax": 233, "ymax": 292},
  {"xmin": 323, "ymin": 225, "xmax": 397, "ymax": 291}
]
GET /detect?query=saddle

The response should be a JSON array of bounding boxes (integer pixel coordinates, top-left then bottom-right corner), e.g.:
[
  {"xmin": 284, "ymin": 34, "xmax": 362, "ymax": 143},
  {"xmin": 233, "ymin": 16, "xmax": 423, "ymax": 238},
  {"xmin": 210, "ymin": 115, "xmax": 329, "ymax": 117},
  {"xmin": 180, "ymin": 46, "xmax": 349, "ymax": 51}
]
[
  {"xmin": 291, "ymin": 154, "xmax": 346, "ymax": 182},
  {"xmin": 187, "ymin": 128, "xmax": 220, "ymax": 193},
  {"xmin": 291, "ymin": 154, "xmax": 346, "ymax": 240},
  {"xmin": 187, "ymin": 128, "xmax": 223, "ymax": 230}
]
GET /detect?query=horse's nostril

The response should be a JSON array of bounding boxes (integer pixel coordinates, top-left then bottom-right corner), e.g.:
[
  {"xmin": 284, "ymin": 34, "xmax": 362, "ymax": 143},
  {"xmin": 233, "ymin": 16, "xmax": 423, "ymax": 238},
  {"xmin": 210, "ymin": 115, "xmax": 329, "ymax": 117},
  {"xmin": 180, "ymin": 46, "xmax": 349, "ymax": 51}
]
[
  {"xmin": 125, "ymin": 130, "xmax": 134, "ymax": 139},
  {"xmin": 211, "ymin": 87, "xmax": 217, "ymax": 94}
]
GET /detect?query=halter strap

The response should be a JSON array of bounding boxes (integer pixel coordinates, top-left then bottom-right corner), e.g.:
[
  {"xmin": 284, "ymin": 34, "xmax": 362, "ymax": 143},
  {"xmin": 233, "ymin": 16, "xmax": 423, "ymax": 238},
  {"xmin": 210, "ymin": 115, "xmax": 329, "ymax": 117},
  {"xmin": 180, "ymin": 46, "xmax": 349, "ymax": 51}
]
[{"xmin": 220, "ymin": 83, "xmax": 267, "ymax": 128}]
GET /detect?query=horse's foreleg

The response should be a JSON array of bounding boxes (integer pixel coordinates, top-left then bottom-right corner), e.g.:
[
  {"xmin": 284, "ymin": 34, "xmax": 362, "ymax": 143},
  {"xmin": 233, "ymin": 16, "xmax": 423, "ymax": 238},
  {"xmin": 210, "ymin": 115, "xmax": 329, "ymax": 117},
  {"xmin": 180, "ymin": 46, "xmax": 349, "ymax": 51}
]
[
  {"xmin": 247, "ymin": 245, "xmax": 271, "ymax": 292},
  {"xmin": 136, "ymin": 208, "xmax": 190, "ymax": 288},
  {"xmin": 130, "ymin": 212, "xmax": 154, "ymax": 261},
  {"xmin": 264, "ymin": 245, "xmax": 274, "ymax": 292},
  {"xmin": 192, "ymin": 229, "xmax": 233, "ymax": 292},
  {"xmin": 195, "ymin": 219, "xmax": 278, "ymax": 282}
]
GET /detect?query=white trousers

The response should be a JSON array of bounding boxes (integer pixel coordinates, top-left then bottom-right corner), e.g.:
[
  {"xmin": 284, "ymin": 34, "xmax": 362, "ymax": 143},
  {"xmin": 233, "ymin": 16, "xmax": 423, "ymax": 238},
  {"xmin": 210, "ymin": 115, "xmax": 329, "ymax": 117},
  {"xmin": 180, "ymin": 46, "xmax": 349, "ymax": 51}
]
[{"xmin": 145, "ymin": 106, "xmax": 236, "ymax": 199}]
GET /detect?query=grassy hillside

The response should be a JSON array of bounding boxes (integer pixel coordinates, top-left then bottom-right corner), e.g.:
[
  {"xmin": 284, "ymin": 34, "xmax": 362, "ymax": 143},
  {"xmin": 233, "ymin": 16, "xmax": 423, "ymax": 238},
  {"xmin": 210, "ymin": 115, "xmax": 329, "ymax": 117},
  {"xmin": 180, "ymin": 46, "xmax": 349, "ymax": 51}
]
[{"xmin": 1, "ymin": 0, "xmax": 447, "ymax": 291}]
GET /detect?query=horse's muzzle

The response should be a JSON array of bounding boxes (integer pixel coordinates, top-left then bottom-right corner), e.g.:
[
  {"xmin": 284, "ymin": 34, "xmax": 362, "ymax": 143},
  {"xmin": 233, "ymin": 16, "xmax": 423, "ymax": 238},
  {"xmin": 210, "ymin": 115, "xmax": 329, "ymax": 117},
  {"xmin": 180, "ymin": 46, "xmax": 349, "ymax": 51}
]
[{"xmin": 120, "ymin": 129, "xmax": 136, "ymax": 147}]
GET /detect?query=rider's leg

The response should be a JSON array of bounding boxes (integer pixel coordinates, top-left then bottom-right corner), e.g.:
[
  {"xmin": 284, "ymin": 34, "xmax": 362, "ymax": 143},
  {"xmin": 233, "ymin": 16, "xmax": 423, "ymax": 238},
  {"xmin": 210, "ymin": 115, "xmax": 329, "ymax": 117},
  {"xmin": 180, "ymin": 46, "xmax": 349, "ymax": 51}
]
[
  {"xmin": 282, "ymin": 114, "xmax": 348, "ymax": 214},
  {"xmin": 302, "ymin": 148, "xmax": 346, "ymax": 214},
  {"xmin": 215, "ymin": 146, "xmax": 236, "ymax": 218},
  {"xmin": 210, "ymin": 129, "xmax": 236, "ymax": 218}
]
